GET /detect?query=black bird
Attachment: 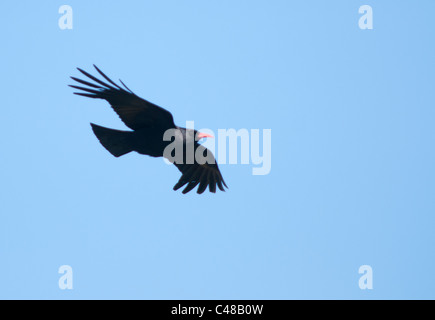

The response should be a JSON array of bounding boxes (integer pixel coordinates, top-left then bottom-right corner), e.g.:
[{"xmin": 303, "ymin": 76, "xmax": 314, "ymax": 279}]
[{"xmin": 70, "ymin": 65, "xmax": 227, "ymax": 194}]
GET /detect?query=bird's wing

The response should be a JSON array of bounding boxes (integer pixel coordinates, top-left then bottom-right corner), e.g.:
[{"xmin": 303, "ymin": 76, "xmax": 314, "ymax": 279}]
[
  {"xmin": 173, "ymin": 144, "xmax": 228, "ymax": 194},
  {"xmin": 70, "ymin": 65, "xmax": 175, "ymax": 131}
]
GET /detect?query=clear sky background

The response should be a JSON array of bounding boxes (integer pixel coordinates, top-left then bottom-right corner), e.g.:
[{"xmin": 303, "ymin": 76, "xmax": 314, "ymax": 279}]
[{"xmin": 0, "ymin": 1, "xmax": 434, "ymax": 299}]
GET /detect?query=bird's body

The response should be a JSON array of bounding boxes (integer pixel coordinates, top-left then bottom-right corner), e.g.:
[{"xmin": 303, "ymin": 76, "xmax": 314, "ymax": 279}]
[
  {"xmin": 70, "ymin": 65, "xmax": 227, "ymax": 194},
  {"xmin": 133, "ymin": 127, "xmax": 170, "ymax": 157}
]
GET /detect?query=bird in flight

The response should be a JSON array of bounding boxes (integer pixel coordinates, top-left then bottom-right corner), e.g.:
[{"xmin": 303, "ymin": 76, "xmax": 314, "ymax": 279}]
[{"xmin": 70, "ymin": 65, "xmax": 227, "ymax": 194}]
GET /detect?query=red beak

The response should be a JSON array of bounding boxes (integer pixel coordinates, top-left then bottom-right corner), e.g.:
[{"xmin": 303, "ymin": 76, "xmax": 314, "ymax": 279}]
[{"xmin": 197, "ymin": 132, "xmax": 214, "ymax": 140}]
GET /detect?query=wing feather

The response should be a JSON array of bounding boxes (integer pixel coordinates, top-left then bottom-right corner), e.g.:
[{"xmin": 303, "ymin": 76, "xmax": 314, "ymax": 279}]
[
  {"xmin": 70, "ymin": 65, "xmax": 175, "ymax": 130},
  {"xmin": 173, "ymin": 144, "xmax": 227, "ymax": 194}
]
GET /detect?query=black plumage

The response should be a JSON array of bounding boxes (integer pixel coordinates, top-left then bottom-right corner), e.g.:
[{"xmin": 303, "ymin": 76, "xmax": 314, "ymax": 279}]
[{"xmin": 70, "ymin": 65, "xmax": 227, "ymax": 194}]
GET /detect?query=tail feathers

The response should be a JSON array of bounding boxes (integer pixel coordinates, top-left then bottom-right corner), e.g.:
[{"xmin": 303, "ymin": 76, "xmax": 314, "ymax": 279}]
[{"xmin": 90, "ymin": 123, "xmax": 133, "ymax": 157}]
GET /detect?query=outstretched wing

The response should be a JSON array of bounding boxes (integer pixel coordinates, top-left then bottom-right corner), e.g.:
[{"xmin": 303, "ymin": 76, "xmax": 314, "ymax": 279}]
[
  {"xmin": 70, "ymin": 65, "xmax": 175, "ymax": 131},
  {"xmin": 173, "ymin": 144, "xmax": 228, "ymax": 194}
]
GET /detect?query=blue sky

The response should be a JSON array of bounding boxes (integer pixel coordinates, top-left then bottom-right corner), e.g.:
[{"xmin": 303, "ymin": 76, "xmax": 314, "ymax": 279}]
[{"xmin": 0, "ymin": 1, "xmax": 434, "ymax": 299}]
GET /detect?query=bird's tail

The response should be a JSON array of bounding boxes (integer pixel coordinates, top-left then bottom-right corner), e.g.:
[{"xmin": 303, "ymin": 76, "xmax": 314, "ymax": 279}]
[{"xmin": 90, "ymin": 123, "xmax": 134, "ymax": 157}]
